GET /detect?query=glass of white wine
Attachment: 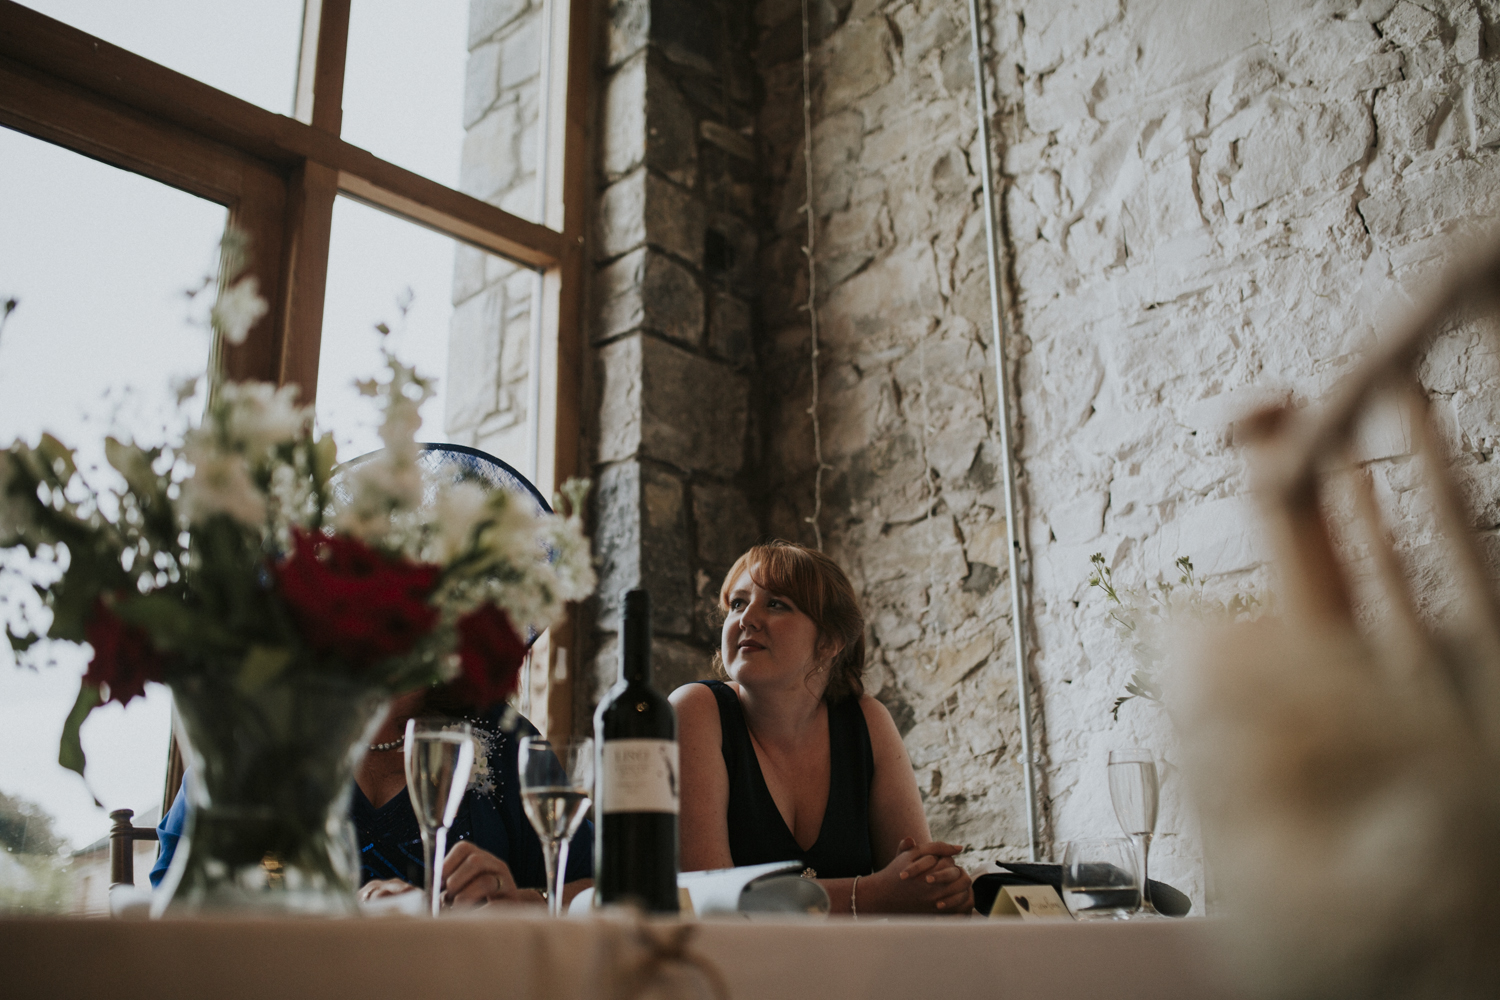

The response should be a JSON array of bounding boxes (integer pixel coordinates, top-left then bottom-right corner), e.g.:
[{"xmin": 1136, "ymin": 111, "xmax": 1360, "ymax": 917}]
[
  {"xmin": 518, "ymin": 736, "xmax": 593, "ymax": 917},
  {"xmin": 1060, "ymin": 839, "xmax": 1141, "ymax": 919},
  {"xmin": 1107, "ymin": 747, "xmax": 1160, "ymax": 916},
  {"xmin": 404, "ymin": 718, "xmax": 476, "ymax": 918}
]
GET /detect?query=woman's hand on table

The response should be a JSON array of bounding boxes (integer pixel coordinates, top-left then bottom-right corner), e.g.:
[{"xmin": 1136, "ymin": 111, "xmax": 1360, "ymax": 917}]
[
  {"xmin": 861, "ymin": 837, "xmax": 974, "ymax": 914},
  {"xmin": 358, "ymin": 878, "xmax": 418, "ymax": 904},
  {"xmin": 442, "ymin": 842, "xmax": 544, "ymax": 907}
]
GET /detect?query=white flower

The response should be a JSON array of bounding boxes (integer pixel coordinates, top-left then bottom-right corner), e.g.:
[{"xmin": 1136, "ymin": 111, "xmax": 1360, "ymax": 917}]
[
  {"xmin": 211, "ymin": 277, "xmax": 268, "ymax": 345},
  {"xmin": 427, "ymin": 481, "xmax": 489, "ymax": 563},
  {"xmin": 331, "ymin": 456, "xmax": 424, "ymax": 542},
  {"xmin": 171, "ymin": 375, "xmax": 201, "ymax": 407},
  {"xmin": 179, "ymin": 436, "xmax": 266, "ymax": 527},
  {"xmin": 267, "ymin": 461, "xmax": 316, "ymax": 535},
  {"xmin": 221, "ymin": 382, "xmax": 309, "ymax": 453}
]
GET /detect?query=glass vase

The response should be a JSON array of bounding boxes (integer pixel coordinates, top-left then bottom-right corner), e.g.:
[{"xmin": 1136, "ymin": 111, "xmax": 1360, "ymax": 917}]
[{"xmin": 152, "ymin": 671, "xmax": 388, "ymax": 917}]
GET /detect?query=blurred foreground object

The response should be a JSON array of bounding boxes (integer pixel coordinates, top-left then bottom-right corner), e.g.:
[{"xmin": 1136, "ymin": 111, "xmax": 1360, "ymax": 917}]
[{"xmin": 1178, "ymin": 234, "xmax": 1500, "ymax": 999}]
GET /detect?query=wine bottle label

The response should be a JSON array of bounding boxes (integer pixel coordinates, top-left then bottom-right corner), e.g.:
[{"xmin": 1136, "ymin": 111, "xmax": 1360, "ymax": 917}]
[{"xmin": 599, "ymin": 739, "xmax": 679, "ymax": 814}]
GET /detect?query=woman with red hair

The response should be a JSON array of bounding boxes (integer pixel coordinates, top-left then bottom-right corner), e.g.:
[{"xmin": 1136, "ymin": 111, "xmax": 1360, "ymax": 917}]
[{"xmin": 671, "ymin": 541, "xmax": 973, "ymax": 915}]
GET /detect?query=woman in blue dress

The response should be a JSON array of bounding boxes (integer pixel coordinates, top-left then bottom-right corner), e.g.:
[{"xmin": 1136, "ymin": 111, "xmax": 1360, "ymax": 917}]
[{"xmin": 152, "ymin": 687, "xmax": 592, "ymax": 908}]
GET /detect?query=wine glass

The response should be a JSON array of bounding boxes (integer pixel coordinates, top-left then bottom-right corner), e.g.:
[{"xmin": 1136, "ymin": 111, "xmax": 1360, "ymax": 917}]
[
  {"xmin": 404, "ymin": 718, "xmax": 476, "ymax": 918},
  {"xmin": 1107, "ymin": 747, "xmax": 1160, "ymax": 916},
  {"xmin": 1060, "ymin": 839, "xmax": 1141, "ymax": 919},
  {"xmin": 518, "ymin": 736, "xmax": 594, "ymax": 917}
]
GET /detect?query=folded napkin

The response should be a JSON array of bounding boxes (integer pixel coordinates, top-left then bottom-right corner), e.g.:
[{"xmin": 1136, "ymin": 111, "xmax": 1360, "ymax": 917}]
[{"xmin": 974, "ymin": 862, "xmax": 1192, "ymax": 918}]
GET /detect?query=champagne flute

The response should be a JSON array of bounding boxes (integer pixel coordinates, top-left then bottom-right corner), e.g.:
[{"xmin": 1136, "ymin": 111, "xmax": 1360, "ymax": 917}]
[
  {"xmin": 1108, "ymin": 747, "xmax": 1160, "ymax": 916},
  {"xmin": 404, "ymin": 718, "xmax": 475, "ymax": 918},
  {"xmin": 518, "ymin": 736, "xmax": 593, "ymax": 917}
]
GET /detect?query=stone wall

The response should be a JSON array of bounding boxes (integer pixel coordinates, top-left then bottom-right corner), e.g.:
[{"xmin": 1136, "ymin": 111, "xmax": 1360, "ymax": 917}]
[
  {"xmin": 754, "ymin": 0, "xmax": 1037, "ymax": 869},
  {"xmin": 584, "ymin": 0, "xmax": 766, "ymax": 723},
  {"xmin": 453, "ymin": 0, "xmax": 1500, "ymax": 911},
  {"xmin": 451, "ymin": 0, "xmax": 548, "ymax": 467},
  {"xmin": 753, "ymin": 0, "xmax": 1500, "ymax": 910}
]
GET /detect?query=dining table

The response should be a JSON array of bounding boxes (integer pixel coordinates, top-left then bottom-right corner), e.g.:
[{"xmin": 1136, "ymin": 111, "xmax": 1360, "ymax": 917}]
[{"xmin": 1, "ymin": 910, "xmax": 1248, "ymax": 1000}]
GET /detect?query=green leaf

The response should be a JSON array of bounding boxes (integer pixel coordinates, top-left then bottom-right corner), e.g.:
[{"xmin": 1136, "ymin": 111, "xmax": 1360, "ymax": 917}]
[
  {"xmin": 45, "ymin": 574, "xmax": 104, "ymax": 643},
  {"xmin": 5, "ymin": 625, "xmax": 39, "ymax": 653},
  {"xmin": 35, "ymin": 433, "xmax": 78, "ymax": 484},
  {"xmin": 104, "ymin": 436, "xmax": 163, "ymax": 501},
  {"xmin": 237, "ymin": 645, "xmax": 292, "ymax": 694},
  {"xmin": 113, "ymin": 591, "xmax": 237, "ymax": 654},
  {"xmin": 58, "ymin": 682, "xmax": 102, "ymax": 779},
  {"xmin": 311, "ymin": 432, "xmax": 338, "ymax": 486}
]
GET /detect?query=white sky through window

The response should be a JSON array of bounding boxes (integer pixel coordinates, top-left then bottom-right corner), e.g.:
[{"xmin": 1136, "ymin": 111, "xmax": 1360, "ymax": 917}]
[{"xmin": 1, "ymin": 1, "xmax": 475, "ymax": 859}]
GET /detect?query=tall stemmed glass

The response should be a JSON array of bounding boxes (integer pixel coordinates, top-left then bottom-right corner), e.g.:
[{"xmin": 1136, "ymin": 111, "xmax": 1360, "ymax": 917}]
[
  {"xmin": 518, "ymin": 736, "xmax": 593, "ymax": 917},
  {"xmin": 404, "ymin": 718, "xmax": 476, "ymax": 918},
  {"xmin": 1108, "ymin": 748, "xmax": 1161, "ymax": 916}
]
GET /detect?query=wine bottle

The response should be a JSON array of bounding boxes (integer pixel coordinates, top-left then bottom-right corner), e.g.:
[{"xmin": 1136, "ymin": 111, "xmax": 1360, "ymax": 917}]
[{"xmin": 594, "ymin": 588, "xmax": 680, "ymax": 912}]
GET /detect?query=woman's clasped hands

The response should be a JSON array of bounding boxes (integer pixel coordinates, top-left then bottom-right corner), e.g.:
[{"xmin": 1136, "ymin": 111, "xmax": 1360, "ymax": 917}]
[
  {"xmin": 859, "ymin": 837, "xmax": 974, "ymax": 914},
  {"xmin": 356, "ymin": 841, "xmax": 544, "ymax": 909}
]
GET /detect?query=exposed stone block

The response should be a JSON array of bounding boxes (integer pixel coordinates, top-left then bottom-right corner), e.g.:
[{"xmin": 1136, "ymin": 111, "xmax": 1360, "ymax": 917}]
[
  {"xmin": 691, "ymin": 481, "xmax": 760, "ymax": 568},
  {"xmin": 602, "ymin": 55, "xmax": 648, "ymax": 181},
  {"xmin": 652, "ymin": 0, "xmax": 720, "ymax": 73},
  {"xmin": 601, "ymin": 53, "xmax": 699, "ymax": 187},
  {"xmin": 595, "ymin": 172, "xmax": 647, "ymax": 261},
  {"xmin": 463, "ymin": 41, "xmax": 501, "ymax": 128},
  {"xmin": 1380, "ymin": 0, "xmax": 1442, "ymax": 48},
  {"xmin": 1021, "ymin": 0, "xmax": 1121, "ymax": 75},
  {"xmin": 452, "ymin": 245, "xmax": 487, "ymax": 305},
  {"xmin": 595, "ymin": 249, "xmax": 648, "ymax": 342},
  {"xmin": 596, "ymin": 332, "xmax": 749, "ymax": 476},
  {"xmin": 460, "ymin": 100, "xmax": 521, "ymax": 202},
  {"xmin": 641, "ymin": 338, "xmax": 748, "ymax": 476},
  {"xmin": 498, "ymin": 12, "xmax": 540, "ymax": 90},
  {"xmin": 445, "ymin": 283, "xmax": 503, "ymax": 433},
  {"xmin": 606, "ymin": 0, "xmax": 649, "ymax": 68},
  {"xmin": 591, "ymin": 460, "xmax": 695, "ymax": 635},
  {"xmin": 468, "ymin": 0, "xmax": 530, "ymax": 48},
  {"xmin": 645, "ymin": 58, "xmax": 699, "ymax": 187},
  {"xmin": 645, "ymin": 174, "xmax": 707, "ymax": 267},
  {"xmin": 652, "ymin": 636, "xmax": 717, "ymax": 695},
  {"xmin": 1359, "ymin": 158, "xmax": 1500, "ymax": 237},
  {"xmin": 707, "ymin": 292, "xmax": 754, "ymax": 367},
  {"xmin": 821, "ymin": 14, "xmax": 893, "ymax": 113},
  {"xmin": 590, "ymin": 632, "xmax": 715, "ymax": 701},
  {"xmin": 1214, "ymin": 96, "xmax": 1373, "ymax": 215},
  {"xmin": 594, "ymin": 248, "xmax": 704, "ymax": 346},
  {"xmin": 1470, "ymin": 62, "xmax": 1500, "ymax": 148},
  {"xmin": 597, "ymin": 334, "xmax": 645, "ymax": 465}
]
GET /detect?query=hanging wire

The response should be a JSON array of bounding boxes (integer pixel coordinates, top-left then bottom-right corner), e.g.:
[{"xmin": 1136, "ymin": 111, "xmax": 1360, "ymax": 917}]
[
  {"xmin": 798, "ymin": 0, "xmax": 826, "ymax": 551},
  {"xmin": 966, "ymin": 0, "xmax": 1039, "ymax": 862}
]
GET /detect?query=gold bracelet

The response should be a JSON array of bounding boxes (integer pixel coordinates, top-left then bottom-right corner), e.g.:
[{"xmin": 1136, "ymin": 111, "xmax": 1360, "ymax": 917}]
[{"xmin": 851, "ymin": 874, "xmax": 861, "ymax": 919}]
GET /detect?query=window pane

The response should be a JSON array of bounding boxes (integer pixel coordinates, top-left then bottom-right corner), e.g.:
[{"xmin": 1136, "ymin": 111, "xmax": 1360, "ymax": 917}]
[
  {"xmin": 0, "ymin": 127, "xmax": 224, "ymax": 913},
  {"xmin": 341, "ymin": 0, "xmax": 549, "ymax": 223},
  {"xmin": 317, "ymin": 196, "xmax": 537, "ymax": 476},
  {"xmin": 22, "ymin": 0, "xmax": 304, "ymax": 117}
]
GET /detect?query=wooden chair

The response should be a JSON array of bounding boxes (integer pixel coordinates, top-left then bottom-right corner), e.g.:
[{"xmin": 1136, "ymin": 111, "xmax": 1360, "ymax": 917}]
[{"xmin": 108, "ymin": 808, "xmax": 158, "ymax": 889}]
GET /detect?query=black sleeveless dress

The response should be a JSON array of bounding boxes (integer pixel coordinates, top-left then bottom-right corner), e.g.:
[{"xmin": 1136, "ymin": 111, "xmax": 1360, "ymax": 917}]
[{"xmin": 698, "ymin": 679, "xmax": 875, "ymax": 879}]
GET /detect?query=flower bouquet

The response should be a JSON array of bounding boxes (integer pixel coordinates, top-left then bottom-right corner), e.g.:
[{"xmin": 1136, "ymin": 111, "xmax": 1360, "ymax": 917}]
[{"xmin": 0, "ymin": 245, "xmax": 594, "ymax": 913}]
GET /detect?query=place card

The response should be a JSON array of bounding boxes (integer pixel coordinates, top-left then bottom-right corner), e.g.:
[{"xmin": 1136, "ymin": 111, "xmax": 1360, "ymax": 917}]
[{"xmin": 988, "ymin": 883, "xmax": 1072, "ymax": 920}]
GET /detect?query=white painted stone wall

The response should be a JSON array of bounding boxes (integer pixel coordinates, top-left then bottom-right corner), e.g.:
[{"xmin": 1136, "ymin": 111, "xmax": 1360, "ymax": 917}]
[
  {"xmin": 757, "ymin": 0, "xmax": 1500, "ymax": 911},
  {"xmin": 450, "ymin": 0, "xmax": 546, "ymax": 466}
]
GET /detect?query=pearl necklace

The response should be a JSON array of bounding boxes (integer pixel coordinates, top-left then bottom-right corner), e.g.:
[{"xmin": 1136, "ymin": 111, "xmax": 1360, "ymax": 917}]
[{"xmin": 368, "ymin": 737, "xmax": 404, "ymax": 751}]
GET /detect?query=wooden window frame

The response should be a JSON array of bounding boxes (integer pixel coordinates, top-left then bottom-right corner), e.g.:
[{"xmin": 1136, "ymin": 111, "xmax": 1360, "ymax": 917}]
[{"xmin": 0, "ymin": 0, "xmax": 592, "ymax": 738}]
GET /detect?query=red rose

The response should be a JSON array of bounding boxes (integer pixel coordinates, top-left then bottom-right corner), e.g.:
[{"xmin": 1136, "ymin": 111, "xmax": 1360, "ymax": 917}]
[
  {"xmin": 447, "ymin": 603, "xmax": 526, "ymax": 708},
  {"xmin": 273, "ymin": 528, "xmax": 441, "ymax": 666},
  {"xmin": 84, "ymin": 597, "xmax": 165, "ymax": 705}
]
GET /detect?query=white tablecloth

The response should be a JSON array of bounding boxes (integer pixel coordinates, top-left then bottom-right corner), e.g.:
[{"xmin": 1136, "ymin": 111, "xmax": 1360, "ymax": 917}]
[{"xmin": 1, "ymin": 913, "xmax": 1246, "ymax": 1000}]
